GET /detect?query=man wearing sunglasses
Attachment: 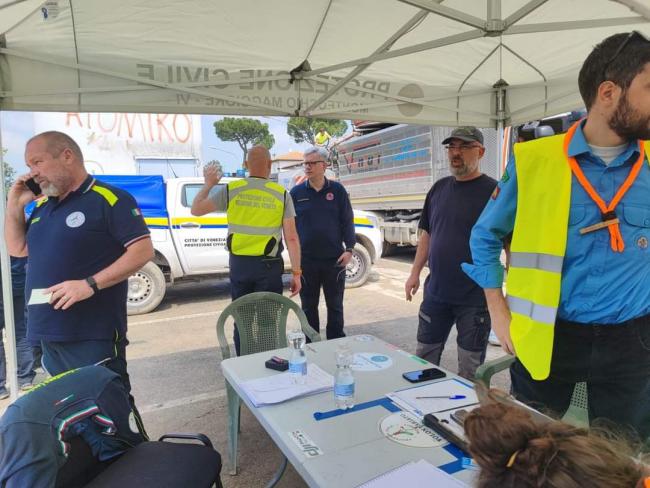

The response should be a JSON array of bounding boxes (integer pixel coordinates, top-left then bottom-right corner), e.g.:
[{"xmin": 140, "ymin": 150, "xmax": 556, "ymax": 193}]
[
  {"xmin": 290, "ymin": 147, "xmax": 355, "ymax": 340},
  {"xmin": 464, "ymin": 31, "xmax": 650, "ymax": 435},
  {"xmin": 405, "ymin": 126, "xmax": 497, "ymax": 379}
]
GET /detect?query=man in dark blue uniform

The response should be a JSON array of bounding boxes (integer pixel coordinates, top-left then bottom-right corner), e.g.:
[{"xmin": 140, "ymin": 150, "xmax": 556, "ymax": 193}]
[
  {"xmin": 291, "ymin": 146, "xmax": 355, "ymax": 339},
  {"xmin": 0, "ymin": 364, "xmax": 145, "ymax": 487},
  {"xmin": 5, "ymin": 131, "xmax": 154, "ymax": 432}
]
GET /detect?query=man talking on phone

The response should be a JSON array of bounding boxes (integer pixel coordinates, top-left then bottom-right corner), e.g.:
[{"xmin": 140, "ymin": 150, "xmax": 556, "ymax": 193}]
[{"xmin": 5, "ymin": 131, "xmax": 152, "ymax": 436}]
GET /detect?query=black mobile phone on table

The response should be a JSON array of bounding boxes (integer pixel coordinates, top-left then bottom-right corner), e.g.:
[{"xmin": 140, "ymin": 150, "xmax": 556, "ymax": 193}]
[
  {"xmin": 25, "ymin": 178, "xmax": 41, "ymax": 195},
  {"xmin": 402, "ymin": 367, "xmax": 446, "ymax": 383}
]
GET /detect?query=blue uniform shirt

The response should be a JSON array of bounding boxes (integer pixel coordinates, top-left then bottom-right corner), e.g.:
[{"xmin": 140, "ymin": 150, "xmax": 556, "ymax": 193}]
[
  {"xmin": 463, "ymin": 121, "xmax": 650, "ymax": 324},
  {"xmin": 25, "ymin": 176, "xmax": 150, "ymax": 341},
  {"xmin": 290, "ymin": 178, "xmax": 356, "ymax": 261},
  {"xmin": 0, "ymin": 365, "xmax": 144, "ymax": 488}
]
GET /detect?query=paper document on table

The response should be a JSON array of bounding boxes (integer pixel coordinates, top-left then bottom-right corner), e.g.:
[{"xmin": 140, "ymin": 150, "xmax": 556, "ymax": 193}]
[
  {"xmin": 240, "ymin": 364, "xmax": 334, "ymax": 407},
  {"xmin": 387, "ymin": 379, "xmax": 478, "ymax": 419},
  {"xmin": 28, "ymin": 289, "xmax": 52, "ymax": 305},
  {"xmin": 357, "ymin": 459, "xmax": 469, "ymax": 487}
]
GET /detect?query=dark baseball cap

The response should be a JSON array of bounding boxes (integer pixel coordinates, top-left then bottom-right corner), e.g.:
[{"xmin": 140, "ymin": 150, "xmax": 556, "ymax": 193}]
[{"xmin": 442, "ymin": 126, "xmax": 484, "ymax": 145}]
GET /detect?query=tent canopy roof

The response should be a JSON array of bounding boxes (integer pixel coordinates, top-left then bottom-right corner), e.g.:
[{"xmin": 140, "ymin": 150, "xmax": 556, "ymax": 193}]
[{"xmin": 1, "ymin": 0, "xmax": 649, "ymax": 127}]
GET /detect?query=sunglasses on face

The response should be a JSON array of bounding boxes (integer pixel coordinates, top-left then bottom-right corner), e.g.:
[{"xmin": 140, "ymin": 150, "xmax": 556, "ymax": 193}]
[{"xmin": 444, "ymin": 143, "xmax": 481, "ymax": 152}]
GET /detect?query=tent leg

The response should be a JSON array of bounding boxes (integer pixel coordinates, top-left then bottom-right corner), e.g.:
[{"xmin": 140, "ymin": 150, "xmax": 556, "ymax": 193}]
[{"xmin": 0, "ymin": 111, "xmax": 19, "ymax": 402}]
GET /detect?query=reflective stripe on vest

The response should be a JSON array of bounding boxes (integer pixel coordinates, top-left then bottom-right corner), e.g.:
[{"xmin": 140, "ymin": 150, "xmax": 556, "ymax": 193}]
[
  {"xmin": 509, "ymin": 252, "xmax": 564, "ymax": 274},
  {"xmin": 507, "ymin": 134, "xmax": 571, "ymax": 380},
  {"xmin": 226, "ymin": 178, "xmax": 285, "ymax": 256}
]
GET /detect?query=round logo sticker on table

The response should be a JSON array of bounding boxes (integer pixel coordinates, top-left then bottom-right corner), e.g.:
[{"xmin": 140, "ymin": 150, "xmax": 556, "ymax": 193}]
[
  {"xmin": 350, "ymin": 352, "xmax": 393, "ymax": 371},
  {"xmin": 353, "ymin": 335, "xmax": 374, "ymax": 342},
  {"xmin": 380, "ymin": 411, "xmax": 446, "ymax": 448}
]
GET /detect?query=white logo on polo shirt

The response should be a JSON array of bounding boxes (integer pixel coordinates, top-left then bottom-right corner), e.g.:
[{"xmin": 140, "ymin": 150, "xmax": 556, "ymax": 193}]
[{"xmin": 66, "ymin": 211, "xmax": 85, "ymax": 228}]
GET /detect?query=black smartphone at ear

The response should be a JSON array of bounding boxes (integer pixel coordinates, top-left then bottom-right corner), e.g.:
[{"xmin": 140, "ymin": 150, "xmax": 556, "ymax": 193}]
[
  {"xmin": 25, "ymin": 178, "xmax": 41, "ymax": 195},
  {"xmin": 402, "ymin": 367, "xmax": 446, "ymax": 383}
]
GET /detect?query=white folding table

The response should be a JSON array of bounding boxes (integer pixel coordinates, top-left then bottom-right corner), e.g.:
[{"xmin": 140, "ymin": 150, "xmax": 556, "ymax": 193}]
[{"xmin": 221, "ymin": 334, "xmax": 478, "ymax": 487}]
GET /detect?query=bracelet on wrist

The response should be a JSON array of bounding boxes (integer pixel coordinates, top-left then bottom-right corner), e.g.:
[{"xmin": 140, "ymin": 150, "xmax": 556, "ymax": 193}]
[{"xmin": 292, "ymin": 269, "xmax": 302, "ymax": 276}]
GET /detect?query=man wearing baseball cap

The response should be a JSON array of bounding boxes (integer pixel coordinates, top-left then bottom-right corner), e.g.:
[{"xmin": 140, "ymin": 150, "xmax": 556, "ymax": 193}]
[{"xmin": 405, "ymin": 126, "xmax": 497, "ymax": 379}]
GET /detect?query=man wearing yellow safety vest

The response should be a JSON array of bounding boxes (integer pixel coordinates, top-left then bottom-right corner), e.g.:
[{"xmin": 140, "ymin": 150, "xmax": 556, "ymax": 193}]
[
  {"xmin": 314, "ymin": 127, "xmax": 331, "ymax": 147},
  {"xmin": 463, "ymin": 31, "xmax": 650, "ymax": 436},
  {"xmin": 191, "ymin": 146, "xmax": 302, "ymax": 355}
]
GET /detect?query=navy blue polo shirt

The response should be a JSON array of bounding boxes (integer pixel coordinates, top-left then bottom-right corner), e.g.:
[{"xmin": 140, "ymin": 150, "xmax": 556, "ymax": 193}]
[
  {"xmin": 25, "ymin": 176, "xmax": 150, "ymax": 342},
  {"xmin": 0, "ymin": 365, "xmax": 145, "ymax": 487},
  {"xmin": 290, "ymin": 178, "xmax": 356, "ymax": 261}
]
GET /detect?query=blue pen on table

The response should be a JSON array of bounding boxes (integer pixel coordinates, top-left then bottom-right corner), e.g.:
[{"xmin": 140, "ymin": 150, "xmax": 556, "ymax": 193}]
[{"xmin": 415, "ymin": 395, "xmax": 466, "ymax": 400}]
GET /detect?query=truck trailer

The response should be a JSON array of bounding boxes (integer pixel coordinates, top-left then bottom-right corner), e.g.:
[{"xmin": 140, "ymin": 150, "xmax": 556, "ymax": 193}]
[{"xmin": 333, "ymin": 124, "xmax": 500, "ymax": 254}]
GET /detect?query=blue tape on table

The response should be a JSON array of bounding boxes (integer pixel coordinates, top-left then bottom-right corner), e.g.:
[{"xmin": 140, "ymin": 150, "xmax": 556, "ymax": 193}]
[
  {"xmin": 313, "ymin": 397, "xmax": 400, "ymax": 421},
  {"xmin": 438, "ymin": 444, "xmax": 468, "ymax": 474}
]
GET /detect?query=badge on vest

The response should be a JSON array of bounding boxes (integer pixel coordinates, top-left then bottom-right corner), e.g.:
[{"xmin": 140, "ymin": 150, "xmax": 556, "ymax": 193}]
[
  {"xmin": 66, "ymin": 211, "xmax": 86, "ymax": 228},
  {"xmin": 326, "ymin": 192, "xmax": 334, "ymax": 201}
]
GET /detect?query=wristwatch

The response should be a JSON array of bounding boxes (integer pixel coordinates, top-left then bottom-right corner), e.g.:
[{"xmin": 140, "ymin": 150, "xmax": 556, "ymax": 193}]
[
  {"xmin": 85, "ymin": 276, "xmax": 99, "ymax": 294},
  {"xmin": 345, "ymin": 248, "xmax": 354, "ymax": 252}
]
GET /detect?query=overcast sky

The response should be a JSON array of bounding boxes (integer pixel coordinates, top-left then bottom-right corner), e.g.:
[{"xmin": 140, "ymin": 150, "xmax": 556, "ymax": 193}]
[{"xmin": 1, "ymin": 111, "xmax": 340, "ymax": 175}]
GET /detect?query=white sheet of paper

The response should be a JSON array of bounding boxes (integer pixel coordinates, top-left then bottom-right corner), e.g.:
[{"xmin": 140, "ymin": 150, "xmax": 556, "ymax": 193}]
[
  {"xmin": 28, "ymin": 288, "xmax": 52, "ymax": 305},
  {"xmin": 240, "ymin": 364, "xmax": 334, "ymax": 407},
  {"xmin": 357, "ymin": 459, "xmax": 469, "ymax": 488},
  {"xmin": 387, "ymin": 379, "xmax": 478, "ymax": 419}
]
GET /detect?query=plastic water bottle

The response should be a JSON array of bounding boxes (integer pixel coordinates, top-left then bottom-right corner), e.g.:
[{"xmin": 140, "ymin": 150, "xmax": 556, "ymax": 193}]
[
  {"xmin": 334, "ymin": 345, "xmax": 355, "ymax": 409},
  {"xmin": 204, "ymin": 160, "xmax": 223, "ymax": 179},
  {"xmin": 287, "ymin": 330, "xmax": 307, "ymax": 384}
]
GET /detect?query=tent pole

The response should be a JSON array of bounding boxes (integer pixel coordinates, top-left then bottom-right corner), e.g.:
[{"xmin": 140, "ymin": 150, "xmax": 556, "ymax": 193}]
[
  {"xmin": 494, "ymin": 79, "xmax": 509, "ymax": 180},
  {"xmin": 0, "ymin": 111, "xmax": 19, "ymax": 401},
  {"xmin": 303, "ymin": 10, "xmax": 428, "ymax": 114}
]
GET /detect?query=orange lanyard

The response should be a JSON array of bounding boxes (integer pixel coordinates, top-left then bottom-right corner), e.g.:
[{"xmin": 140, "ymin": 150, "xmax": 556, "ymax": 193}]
[{"xmin": 564, "ymin": 121, "xmax": 645, "ymax": 252}]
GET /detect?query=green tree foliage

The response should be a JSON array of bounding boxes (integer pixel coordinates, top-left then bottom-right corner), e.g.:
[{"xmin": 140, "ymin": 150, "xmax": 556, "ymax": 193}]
[
  {"xmin": 1, "ymin": 149, "xmax": 15, "ymax": 196},
  {"xmin": 287, "ymin": 118, "xmax": 348, "ymax": 145},
  {"xmin": 213, "ymin": 118, "xmax": 275, "ymax": 165}
]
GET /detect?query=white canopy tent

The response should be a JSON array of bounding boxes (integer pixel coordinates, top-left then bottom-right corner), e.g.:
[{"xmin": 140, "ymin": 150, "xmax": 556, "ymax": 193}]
[
  {"xmin": 1, "ymin": 0, "xmax": 650, "ymax": 126},
  {"xmin": 0, "ymin": 0, "xmax": 649, "ymax": 398}
]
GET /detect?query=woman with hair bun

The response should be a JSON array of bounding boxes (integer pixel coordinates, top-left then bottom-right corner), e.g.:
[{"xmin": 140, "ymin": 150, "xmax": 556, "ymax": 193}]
[{"xmin": 464, "ymin": 400, "xmax": 650, "ymax": 488}]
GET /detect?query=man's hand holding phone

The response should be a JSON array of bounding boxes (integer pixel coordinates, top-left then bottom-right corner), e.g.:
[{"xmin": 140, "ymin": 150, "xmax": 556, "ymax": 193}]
[{"xmin": 9, "ymin": 174, "xmax": 40, "ymax": 208}]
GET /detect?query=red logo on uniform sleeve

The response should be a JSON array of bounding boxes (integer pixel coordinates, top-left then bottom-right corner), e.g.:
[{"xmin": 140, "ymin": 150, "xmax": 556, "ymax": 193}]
[{"xmin": 326, "ymin": 192, "xmax": 334, "ymax": 200}]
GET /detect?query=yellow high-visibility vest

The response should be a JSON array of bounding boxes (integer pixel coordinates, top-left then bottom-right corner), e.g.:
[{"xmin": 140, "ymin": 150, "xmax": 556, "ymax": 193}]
[
  {"xmin": 315, "ymin": 132, "xmax": 330, "ymax": 145},
  {"xmin": 509, "ymin": 134, "xmax": 650, "ymax": 379},
  {"xmin": 226, "ymin": 178, "xmax": 285, "ymax": 257},
  {"xmin": 508, "ymin": 134, "xmax": 571, "ymax": 380}
]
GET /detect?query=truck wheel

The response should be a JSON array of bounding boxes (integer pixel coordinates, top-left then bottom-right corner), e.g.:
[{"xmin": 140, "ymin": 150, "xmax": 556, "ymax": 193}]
[
  {"xmin": 127, "ymin": 262, "xmax": 166, "ymax": 315},
  {"xmin": 345, "ymin": 244, "xmax": 372, "ymax": 288}
]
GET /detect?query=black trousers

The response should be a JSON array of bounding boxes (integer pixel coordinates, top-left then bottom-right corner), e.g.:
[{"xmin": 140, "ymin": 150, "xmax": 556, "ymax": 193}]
[
  {"xmin": 299, "ymin": 258, "xmax": 346, "ymax": 340},
  {"xmin": 229, "ymin": 254, "xmax": 284, "ymax": 355},
  {"xmin": 510, "ymin": 314, "xmax": 650, "ymax": 437}
]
